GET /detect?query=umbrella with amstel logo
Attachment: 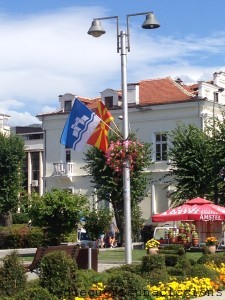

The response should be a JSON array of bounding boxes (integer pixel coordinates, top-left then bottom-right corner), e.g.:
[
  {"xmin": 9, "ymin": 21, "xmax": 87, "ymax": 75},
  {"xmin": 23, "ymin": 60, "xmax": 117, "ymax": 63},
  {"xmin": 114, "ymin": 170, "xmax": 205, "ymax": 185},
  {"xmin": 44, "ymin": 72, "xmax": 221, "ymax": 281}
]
[{"xmin": 152, "ymin": 197, "xmax": 225, "ymax": 222}]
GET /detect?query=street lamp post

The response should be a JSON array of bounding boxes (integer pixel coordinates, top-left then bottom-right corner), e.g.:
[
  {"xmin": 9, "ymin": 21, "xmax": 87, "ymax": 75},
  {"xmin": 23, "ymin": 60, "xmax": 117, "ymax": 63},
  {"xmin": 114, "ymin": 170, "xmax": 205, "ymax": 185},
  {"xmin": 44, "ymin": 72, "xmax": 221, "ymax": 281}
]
[{"xmin": 88, "ymin": 12, "xmax": 160, "ymax": 264}]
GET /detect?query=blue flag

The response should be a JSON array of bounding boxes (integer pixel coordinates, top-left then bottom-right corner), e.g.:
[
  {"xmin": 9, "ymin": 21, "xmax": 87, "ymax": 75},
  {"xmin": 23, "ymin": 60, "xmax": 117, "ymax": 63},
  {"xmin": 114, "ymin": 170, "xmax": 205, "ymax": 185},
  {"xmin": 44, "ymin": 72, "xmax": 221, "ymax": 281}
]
[{"xmin": 60, "ymin": 98, "xmax": 100, "ymax": 151}]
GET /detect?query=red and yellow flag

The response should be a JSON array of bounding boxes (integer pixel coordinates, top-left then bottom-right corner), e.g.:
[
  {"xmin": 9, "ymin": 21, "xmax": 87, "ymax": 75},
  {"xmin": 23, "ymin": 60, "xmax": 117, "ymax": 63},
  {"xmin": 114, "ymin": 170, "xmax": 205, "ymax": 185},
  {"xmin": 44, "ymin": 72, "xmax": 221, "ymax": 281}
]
[{"xmin": 87, "ymin": 100, "xmax": 114, "ymax": 153}]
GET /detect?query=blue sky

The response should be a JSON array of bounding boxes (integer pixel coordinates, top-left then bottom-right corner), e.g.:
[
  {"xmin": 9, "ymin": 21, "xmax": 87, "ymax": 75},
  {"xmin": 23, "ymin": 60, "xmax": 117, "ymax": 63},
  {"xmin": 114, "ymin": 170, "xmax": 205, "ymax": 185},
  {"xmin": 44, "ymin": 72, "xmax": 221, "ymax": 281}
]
[{"xmin": 0, "ymin": 0, "xmax": 225, "ymax": 126}]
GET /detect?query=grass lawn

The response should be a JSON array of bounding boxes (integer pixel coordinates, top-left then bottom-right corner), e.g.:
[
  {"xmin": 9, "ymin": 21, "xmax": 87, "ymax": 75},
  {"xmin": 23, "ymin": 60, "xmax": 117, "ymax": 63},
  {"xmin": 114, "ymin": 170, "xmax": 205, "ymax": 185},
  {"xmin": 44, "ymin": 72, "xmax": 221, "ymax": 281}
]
[
  {"xmin": 21, "ymin": 248, "xmax": 205, "ymax": 263},
  {"xmin": 98, "ymin": 248, "xmax": 204, "ymax": 262}
]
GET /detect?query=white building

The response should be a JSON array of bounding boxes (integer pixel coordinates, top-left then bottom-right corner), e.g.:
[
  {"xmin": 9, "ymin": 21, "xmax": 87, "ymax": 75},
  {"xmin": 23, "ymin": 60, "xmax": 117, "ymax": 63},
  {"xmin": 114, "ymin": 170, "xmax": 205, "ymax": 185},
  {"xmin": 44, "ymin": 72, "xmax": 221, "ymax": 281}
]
[
  {"xmin": 37, "ymin": 71, "xmax": 225, "ymax": 225},
  {"xmin": 12, "ymin": 126, "xmax": 44, "ymax": 196},
  {"xmin": 0, "ymin": 113, "xmax": 10, "ymax": 135}
]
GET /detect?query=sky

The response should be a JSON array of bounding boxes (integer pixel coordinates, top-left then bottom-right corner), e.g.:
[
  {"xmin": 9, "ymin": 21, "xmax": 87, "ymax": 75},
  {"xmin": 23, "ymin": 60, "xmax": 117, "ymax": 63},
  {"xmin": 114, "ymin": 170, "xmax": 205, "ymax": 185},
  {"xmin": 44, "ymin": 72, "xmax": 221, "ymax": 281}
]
[{"xmin": 1, "ymin": 0, "xmax": 225, "ymax": 126}]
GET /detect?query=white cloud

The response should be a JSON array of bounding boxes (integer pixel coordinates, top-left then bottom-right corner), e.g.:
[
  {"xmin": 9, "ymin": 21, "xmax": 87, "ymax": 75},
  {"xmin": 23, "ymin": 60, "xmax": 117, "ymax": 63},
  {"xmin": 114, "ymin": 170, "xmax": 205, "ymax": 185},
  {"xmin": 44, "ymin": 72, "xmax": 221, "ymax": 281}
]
[
  {"xmin": 0, "ymin": 5, "xmax": 225, "ymax": 126},
  {"xmin": 8, "ymin": 111, "xmax": 41, "ymax": 127}
]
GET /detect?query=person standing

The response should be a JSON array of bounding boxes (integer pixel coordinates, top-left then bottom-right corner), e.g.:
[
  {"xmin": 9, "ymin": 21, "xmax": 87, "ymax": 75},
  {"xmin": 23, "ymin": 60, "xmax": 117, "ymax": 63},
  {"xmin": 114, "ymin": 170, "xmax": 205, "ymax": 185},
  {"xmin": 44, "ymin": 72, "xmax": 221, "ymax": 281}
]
[{"xmin": 109, "ymin": 221, "xmax": 118, "ymax": 248}]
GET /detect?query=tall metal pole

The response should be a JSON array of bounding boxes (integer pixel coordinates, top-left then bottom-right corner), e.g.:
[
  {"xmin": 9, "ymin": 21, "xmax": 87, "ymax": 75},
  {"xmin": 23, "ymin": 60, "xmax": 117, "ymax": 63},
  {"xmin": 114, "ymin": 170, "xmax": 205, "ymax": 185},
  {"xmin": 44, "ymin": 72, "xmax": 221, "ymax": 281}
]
[
  {"xmin": 120, "ymin": 30, "xmax": 132, "ymax": 264},
  {"xmin": 88, "ymin": 11, "xmax": 160, "ymax": 265}
]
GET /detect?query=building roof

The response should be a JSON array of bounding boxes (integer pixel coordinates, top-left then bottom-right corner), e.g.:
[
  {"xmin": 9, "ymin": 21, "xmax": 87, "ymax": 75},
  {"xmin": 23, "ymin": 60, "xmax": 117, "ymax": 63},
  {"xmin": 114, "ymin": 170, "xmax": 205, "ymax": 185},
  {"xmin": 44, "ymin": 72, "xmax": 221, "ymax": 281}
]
[
  {"xmin": 139, "ymin": 77, "xmax": 195, "ymax": 106},
  {"xmin": 37, "ymin": 76, "xmax": 198, "ymax": 118}
]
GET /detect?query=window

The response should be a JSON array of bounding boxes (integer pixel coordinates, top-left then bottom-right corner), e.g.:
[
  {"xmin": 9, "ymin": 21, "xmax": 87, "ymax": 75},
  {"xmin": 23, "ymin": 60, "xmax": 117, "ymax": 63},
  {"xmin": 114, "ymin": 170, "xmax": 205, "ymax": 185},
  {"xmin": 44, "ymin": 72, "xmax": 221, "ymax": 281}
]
[
  {"xmin": 104, "ymin": 96, "xmax": 113, "ymax": 109},
  {"xmin": 214, "ymin": 92, "xmax": 219, "ymax": 103},
  {"xmin": 66, "ymin": 149, "xmax": 71, "ymax": 163},
  {"xmin": 28, "ymin": 133, "xmax": 43, "ymax": 140},
  {"xmin": 155, "ymin": 133, "xmax": 167, "ymax": 161},
  {"xmin": 64, "ymin": 100, "xmax": 72, "ymax": 112}
]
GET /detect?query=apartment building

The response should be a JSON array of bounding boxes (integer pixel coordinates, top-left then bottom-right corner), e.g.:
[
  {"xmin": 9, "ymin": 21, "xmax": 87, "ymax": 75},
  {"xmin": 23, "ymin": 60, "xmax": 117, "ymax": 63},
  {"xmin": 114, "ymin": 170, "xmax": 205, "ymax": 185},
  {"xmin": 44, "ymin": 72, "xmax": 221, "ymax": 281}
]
[
  {"xmin": 0, "ymin": 113, "xmax": 10, "ymax": 136},
  {"xmin": 12, "ymin": 126, "xmax": 44, "ymax": 196},
  {"xmin": 37, "ymin": 71, "xmax": 225, "ymax": 225}
]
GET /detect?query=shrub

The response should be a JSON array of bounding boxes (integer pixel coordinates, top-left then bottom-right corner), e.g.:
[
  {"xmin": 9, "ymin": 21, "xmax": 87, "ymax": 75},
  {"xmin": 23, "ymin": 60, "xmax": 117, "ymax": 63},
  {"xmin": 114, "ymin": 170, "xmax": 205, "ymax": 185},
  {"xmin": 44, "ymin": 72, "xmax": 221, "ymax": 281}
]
[
  {"xmin": 158, "ymin": 249, "xmax": 178, "ymax": 255},
  {"xmin": 0, "ymin": 251, "xmax": 27, "ymax": 297},
  {"xmin": 14, "ymin": 287, "xmax": 58, "ymax": 300},
  {"xmin": 77, "ymin": 269, "xmax": 109, "ymax": 292},
  {"xmin": 145, "ymin": 268, "xmax": 169, "ymax": 286},
  {"xmin": 106, "ymin": 270, "xmax": 152, "ymax": 300},
  {"xmin": 39, "ymin": 250, "xmax": 78, "ymax": 300},
  {"xmin": 167, "ymin": 266, "xmax": 186, "ymax": 278},
  {"xmin": 160, "ymin": 244, "xmax": 184, "ymax": 252},
  {"xmin": 197, "ymin": 253, "xmax": 212, "ymax": 264},
  {"xmin": 24, "ymin": 227, "xmax": 45, "ymax": 248},
  {"xmin": 198, "ymin": 252, "xmax": 225, "ymax": 266},
  {"xmin": 5, "ymin": 226, "xmax": 29, "ymax": 248},
  {"xmin": 140, "ymin": 254, "xmax": 165, "ymax": 273},
  {"xmin": 116, "ymin": 263, "xmax": 142, "ymax": 275},
  {"xmin": 164, "ymin": 254, "xmax": 179, "ymax": 267},
  {"xmin": 0, "ymin": 231, "xmax": 8, "ymax": 249},
  {"xmin": 186, "ymin": 264, "xmax": 219, "ymax": 282},
  {"xmin": 62, "ymin": 229, "xmax": 78, "ymax": 243},
  {"xmin": 12, "ymin": 212, "xmax": 30, "ymax": 224},
  {"xmin": 176, "ymin": 254, "xmax": 192, "ymax": 271}
]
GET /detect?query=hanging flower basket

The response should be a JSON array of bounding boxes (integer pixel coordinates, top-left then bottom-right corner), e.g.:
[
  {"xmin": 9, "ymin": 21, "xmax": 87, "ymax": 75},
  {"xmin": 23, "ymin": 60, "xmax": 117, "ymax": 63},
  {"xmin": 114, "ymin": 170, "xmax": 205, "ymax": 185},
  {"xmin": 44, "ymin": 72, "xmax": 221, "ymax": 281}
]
[{"xmin": 105, "ymin": 140, "xmax": 146, "ymax": 173}]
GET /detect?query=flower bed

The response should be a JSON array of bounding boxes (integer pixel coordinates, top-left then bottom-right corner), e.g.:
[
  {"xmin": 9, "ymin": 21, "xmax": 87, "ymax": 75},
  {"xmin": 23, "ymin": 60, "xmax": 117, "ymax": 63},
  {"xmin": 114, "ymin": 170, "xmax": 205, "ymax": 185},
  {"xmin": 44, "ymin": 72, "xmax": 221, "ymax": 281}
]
[{"xmin": 71, "ymin": 262, "xmax": 225, "ymax": 300}]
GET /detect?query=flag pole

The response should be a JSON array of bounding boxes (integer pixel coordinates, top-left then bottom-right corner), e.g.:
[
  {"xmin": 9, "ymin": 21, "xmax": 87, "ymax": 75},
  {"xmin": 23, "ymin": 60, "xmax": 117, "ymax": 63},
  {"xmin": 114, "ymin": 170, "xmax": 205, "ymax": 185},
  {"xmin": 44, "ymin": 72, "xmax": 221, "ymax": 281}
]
[{"xmin": 96, "ymin": 116, "xmax": 122, "ymax": 138}]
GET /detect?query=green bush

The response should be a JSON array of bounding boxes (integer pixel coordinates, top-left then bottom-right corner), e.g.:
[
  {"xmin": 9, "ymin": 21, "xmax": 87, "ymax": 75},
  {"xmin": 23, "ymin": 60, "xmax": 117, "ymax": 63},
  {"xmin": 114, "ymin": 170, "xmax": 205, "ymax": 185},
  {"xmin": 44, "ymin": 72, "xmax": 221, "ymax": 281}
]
[
  {"xmin": 15, "ymin": 287, "xmax": 58, "ymax": 300},
  {"xmin": 188, "ymin": 258, "xmax": 196, "ymax": 266},
  {"xmin": 164, "ymin": 254, "xmax": 179, "ymax": 267},
  {"xmin": 62, "ymin": 229, "xmax": 77, "ymax": 243},
  {"xmin": 12, "ymin": 212, "xmax": 30, "ymax": 224},
  {"xmin": 197, "ymin": 253, "xmax": 225, "ymax": 266},
  {"xmin": 0, "ymin": 251, "xmax": 27, "ymax": 297},
  {"xmin": 5, "ymin": 226, "xmax": 29, "ymax": 248},
  {"xmin": 167, "ymin": 266, "xmax": 186, "ymax": 278},
  {"xmin": 186, "ymin": 264, "xmax": 219, "ymax": 282},
  {"xmin": 158, "ymin": 249, "xmax": 178, "ymax": 255},
  {"xmin": 39, "ymin": 250, "xmax": 78, "ymax": 300},
  {"xmin": 160, "ymin": 244, "xmax": 185, "ymax": 252},
  {"xmin": 116, "ymin": 263, "xmax": 142, "ymax": 275},
  {"xmin": 106, "ymin": 270, "xmax": 152, "ymax": 300},
  {"xmin": 0, "ymin": 225, "xmax": 45, "ymax": 249},
  {"xmin": 141, "ymin": 254, "xmax": 165, "ymax": 273},
  {"xmin": 24, "ymin": 227, "xmax": 45, "ymax": 248},
  {"xmin": 76, "ymin": 269, "xmax": 109, "ymax": 292},
  {"xmin": 176, "ymin": 254, "xmax": 192, "ymax": 271},
  {"xmin": 145, "ymin": 268, "xmax": 169, "ymax": 286}
]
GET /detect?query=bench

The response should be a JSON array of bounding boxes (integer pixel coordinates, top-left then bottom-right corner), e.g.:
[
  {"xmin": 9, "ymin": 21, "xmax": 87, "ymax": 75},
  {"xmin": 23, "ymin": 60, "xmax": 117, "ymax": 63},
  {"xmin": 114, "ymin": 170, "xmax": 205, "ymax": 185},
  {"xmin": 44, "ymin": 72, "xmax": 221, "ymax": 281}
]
[{"xmin": 24, "ymin": 245, "xmax": 98, "ymax": 273}]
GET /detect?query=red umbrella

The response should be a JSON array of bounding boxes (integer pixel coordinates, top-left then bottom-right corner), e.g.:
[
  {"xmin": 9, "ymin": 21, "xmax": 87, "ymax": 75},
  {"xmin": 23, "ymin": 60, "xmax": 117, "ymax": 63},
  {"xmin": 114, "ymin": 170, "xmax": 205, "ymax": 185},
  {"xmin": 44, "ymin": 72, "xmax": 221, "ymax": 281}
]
[{"xmin": 152, "ymin": 197, "xmax": 225, "ymax": 222}]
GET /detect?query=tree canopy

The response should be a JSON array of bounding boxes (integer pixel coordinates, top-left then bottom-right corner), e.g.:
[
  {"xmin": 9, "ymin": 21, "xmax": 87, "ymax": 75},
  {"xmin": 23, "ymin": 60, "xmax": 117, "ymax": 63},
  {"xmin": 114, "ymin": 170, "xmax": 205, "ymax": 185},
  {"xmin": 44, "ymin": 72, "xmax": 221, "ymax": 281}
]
[
  {"xmin": 0, "ymin": 133, "xmax": 25, "ymax": 225},
  {"xmin": 168, "ymin": 118, "xmax": 225, "ymax": 205},
  {"xmin": 29, "ymin": 188, "xmax": 89, "ymax": 244},
  {"xmin": 83, "ymin": 132, "xmax": 153, "ymax": 239}
]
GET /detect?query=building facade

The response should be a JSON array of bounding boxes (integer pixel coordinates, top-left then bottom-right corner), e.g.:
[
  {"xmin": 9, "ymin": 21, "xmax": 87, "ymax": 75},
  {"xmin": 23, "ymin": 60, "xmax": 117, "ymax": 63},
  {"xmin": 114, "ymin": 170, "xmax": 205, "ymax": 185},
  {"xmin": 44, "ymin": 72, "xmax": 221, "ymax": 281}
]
[
  {"xmin": 0, "ymin": 113, "xmax": 10, "ymax": 136},
  {"xmin": 12, "ymin": 126, "xmax": 44, "ymax": 196},
  {"xmin": 37, "ymin": 71, "xmax": 225, "ymax": 225}
]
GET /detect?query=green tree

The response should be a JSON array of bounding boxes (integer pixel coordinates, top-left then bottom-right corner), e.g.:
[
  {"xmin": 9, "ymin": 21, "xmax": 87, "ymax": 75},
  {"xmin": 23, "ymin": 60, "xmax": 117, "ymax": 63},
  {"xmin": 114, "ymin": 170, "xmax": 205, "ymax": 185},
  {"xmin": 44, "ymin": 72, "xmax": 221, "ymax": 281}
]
[
  {"xmin": 29, "ymin": 188, "xmax": 89, "ymax": 244},
  {"xmin": 84, "ymin": 208, "xmax": 113, "ymax": 240},
  {"xmin": 0, "ymin": 133, "xmax": 25, "ymax": 226},
  {"xmin": 83, "ymin": 132, "xmax": 153, "ymax": 241},
  {"xmin": 168, "ymin": 121, "xmax": 225, "ymax": 205},
  {"xmin": 207, "ymin": 112, "xmax": 225, "ymax": 204}
]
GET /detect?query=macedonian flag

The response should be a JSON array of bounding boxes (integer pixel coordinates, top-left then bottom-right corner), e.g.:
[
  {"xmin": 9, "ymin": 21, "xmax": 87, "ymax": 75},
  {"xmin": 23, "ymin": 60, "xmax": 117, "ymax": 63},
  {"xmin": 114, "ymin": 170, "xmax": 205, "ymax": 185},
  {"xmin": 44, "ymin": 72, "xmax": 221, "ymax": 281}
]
[{"xmin": 87, "ymin": 100, "xmax": 114, "ymax": 153}]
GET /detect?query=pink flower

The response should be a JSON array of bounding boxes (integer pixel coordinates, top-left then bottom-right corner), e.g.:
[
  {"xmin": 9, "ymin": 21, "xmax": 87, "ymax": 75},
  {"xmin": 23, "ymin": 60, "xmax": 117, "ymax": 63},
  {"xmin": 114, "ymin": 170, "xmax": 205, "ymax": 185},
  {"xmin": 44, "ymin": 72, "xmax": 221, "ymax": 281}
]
[{"xmin": 105, "ymin": 139, "xmax": 145, "ymax": 173}]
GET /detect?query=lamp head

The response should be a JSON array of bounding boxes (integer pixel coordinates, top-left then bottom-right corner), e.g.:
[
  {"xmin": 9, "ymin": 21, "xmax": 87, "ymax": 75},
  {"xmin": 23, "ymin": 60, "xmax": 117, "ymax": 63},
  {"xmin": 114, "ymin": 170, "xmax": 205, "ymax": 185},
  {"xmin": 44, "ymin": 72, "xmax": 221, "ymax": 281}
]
[
  {"xmin": 142, "ymin": 12, "xmax": 160, "ymax": 29},
  {"xmin": 87, "ymin": 19, "xmax": 106, "ymax": 37}
]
